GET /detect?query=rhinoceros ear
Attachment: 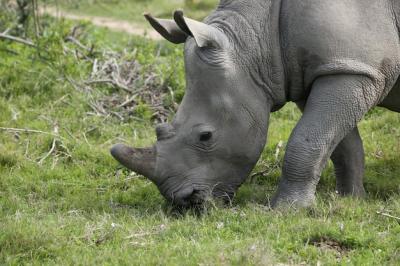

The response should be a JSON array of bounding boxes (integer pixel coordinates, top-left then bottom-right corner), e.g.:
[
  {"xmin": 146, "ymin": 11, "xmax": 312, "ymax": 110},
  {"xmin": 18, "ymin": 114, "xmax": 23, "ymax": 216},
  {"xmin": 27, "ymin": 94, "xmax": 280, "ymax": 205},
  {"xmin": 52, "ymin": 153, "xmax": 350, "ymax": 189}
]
[
  {"xmin": 144, "ymin": 13, "xmax": 188, "ymax": 44},
  {"xmin": 173, "ymin": 10, "xmax": 228, "ymax": 48}
]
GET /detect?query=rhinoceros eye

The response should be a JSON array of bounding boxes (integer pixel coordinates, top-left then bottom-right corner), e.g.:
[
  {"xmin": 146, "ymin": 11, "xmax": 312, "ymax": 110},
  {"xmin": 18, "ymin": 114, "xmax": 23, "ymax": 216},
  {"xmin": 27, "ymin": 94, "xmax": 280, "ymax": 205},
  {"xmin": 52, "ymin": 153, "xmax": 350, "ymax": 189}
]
[{"xmin": 199, "ymin": 131, "xmax": 212, "ymax": 142}]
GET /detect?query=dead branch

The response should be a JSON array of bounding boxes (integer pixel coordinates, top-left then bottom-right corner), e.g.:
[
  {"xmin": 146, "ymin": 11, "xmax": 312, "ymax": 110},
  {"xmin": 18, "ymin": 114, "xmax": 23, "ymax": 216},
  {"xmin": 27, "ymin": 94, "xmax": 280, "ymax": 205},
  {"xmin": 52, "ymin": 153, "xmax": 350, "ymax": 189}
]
[
  {"xmin": 376, "ymin": 211, "xmax": 400, "ymax": 221},
  {"xmin": 0, "ymin": 32, "xmax": 36, "ymax": 47},
  {"xmin": 36, "ymin": 123, "xmax": 71, "ymax": 165},
  {"xmin": 117, "ymin": 94, "xmax": 137, "ymax": 108},
  {"xmin": 84, "ymin": 79, "xmax": 131, "ymax": 92},
  {"xmin": 64, "ymin": 75, "xmax": 82, "ymax": 91},
  {"xmin": 38, "ymin": 138, "xmax": 57, "ymax": 164},
  {"xmin": 0, "ymin": 126, "xmax": 62, "ymax": 138},
  {"xmin": 24, "ymin": 139, "xmax": 30, "ymax": 157},
  {"xmin": 110, "ymin": 111, "xmax": 124, "ymax": 121},
  {"xmin": 31, "ymin": 0, "xmax": 41, "ymax": 37},
  {"xmin": 2, "ymin": 28, "xmax": 11, "ymax": 35},
  {"xmin": 65, "ymin": 36, "xmax": 91, "ymax": 52}
]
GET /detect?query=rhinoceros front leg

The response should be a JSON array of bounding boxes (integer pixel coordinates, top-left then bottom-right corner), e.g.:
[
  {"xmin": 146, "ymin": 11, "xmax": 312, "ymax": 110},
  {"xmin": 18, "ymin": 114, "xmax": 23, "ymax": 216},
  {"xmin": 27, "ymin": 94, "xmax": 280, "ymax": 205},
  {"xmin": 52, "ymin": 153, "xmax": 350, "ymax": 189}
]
[
  {"xmin": 272, "ymin": 75, "xmax": 379, "ymax": 208},
  {"xmin": 296, "ymin": 102, "xmax": 366, "ymax": 197}
]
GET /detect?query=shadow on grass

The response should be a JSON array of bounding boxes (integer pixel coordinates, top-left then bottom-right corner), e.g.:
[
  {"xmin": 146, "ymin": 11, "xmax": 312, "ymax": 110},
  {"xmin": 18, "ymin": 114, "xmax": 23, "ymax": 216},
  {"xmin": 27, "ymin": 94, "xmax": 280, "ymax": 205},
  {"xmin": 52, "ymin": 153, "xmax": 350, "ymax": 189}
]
[
  {"xmin": 73, "ymin": 153, "xmax": 400, "ymax": 218},
  {"xmin": 35, "ymin": 156, "xmax": 396, "ymax": 219},
  {"xmin": 231, "ymin": 157, "xmax": 400, "ymax": 207}
]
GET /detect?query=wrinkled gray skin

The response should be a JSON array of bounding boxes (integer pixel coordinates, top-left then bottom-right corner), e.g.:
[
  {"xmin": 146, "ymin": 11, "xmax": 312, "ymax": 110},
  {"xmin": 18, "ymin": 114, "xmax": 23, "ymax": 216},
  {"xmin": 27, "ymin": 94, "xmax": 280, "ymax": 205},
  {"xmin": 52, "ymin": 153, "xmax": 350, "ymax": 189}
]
[{"xmin": 111, "ymin": 0, "xmax": 400, "ymax": 207}]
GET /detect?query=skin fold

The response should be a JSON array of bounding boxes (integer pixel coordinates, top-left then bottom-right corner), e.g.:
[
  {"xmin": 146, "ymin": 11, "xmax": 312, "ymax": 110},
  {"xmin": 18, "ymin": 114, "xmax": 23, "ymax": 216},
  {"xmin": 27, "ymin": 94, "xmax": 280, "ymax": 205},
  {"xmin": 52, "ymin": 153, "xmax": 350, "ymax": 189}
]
[{"xmin": 111, "ymin": 0, "xmax": 400, "ymax": 208}]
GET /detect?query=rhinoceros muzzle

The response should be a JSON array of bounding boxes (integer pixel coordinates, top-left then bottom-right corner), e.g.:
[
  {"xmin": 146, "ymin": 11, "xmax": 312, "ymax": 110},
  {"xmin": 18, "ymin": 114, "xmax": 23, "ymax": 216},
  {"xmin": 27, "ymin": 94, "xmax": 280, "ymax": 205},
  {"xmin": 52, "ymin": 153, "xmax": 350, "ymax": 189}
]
[
  {"xmin": 111, "ymin": 140, "xmax": 238, "ymax": 207},
  {"xmin": 110, "ymin": 144, "xmax": 206, "ymax": 206}
]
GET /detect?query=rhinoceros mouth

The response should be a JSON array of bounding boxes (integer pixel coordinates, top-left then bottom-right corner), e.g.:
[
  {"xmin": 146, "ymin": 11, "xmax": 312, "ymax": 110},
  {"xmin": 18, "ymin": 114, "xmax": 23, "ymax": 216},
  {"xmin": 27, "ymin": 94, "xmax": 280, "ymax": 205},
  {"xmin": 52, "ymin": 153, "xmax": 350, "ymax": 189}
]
[
  {"xmin": 171, "ymin": 189, "xmax": 205, "ymax": 207},
  {"xmin": 166, "ymin": 181, "xmax": 213, "ymax": 207},
  {"xmin": 170, "ymin": 183, "xmax": 236, "ymax": 207}
]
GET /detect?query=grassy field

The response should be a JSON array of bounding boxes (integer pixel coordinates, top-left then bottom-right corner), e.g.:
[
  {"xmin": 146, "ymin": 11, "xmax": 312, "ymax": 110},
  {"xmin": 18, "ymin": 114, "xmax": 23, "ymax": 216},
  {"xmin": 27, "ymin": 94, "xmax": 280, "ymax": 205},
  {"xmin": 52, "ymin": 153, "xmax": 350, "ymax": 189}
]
[
  {"xmin": 1, "ymin": 2, "xmax": 400, "ymax": 265},
  {"xmin": 42, "ymin": 0, "xmax": 219, "ymax": 25}
]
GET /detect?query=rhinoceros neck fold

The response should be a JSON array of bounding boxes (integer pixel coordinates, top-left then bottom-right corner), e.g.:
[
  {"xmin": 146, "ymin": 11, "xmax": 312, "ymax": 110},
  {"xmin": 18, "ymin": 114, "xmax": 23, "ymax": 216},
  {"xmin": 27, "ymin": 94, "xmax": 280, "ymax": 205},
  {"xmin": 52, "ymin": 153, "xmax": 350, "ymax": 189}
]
[{"xmin": 205, "ymin": 0, "xmax": 287, "ymax": 110}]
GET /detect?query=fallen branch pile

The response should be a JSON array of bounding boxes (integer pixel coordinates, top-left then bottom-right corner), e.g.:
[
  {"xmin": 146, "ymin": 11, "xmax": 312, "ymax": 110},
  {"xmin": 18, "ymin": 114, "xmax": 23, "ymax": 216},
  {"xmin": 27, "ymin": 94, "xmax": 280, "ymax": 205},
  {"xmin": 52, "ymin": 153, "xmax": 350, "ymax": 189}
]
[
  {"xmin": 61, "ymin": 26, "xmax": 176, "ymax": 124},
  {"xmin": 80, "ymin": 49, "xmax": 174, "ymax": 123}
]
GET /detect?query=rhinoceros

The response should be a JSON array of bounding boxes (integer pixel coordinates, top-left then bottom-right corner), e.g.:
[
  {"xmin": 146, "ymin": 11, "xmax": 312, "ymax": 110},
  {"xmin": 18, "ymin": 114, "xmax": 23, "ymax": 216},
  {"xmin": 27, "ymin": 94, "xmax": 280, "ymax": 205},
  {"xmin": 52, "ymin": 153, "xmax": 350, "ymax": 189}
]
[{"xmin": 111, "ymin": 0, "xmax": 400, "ymax": 207}]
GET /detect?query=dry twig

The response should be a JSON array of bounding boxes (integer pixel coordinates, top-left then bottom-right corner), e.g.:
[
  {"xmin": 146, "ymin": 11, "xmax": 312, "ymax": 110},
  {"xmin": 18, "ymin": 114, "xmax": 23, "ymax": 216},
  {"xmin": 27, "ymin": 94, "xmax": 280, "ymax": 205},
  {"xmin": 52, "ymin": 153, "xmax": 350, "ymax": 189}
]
[
  {"xmin": 0, "ymin": 32, "xmax": 36, "ymax": 47},
  {"xmin": 65, "ymin": 36, "xmax": 90, "ymax": 51},
  {"xmin": 376, "ymin": 211, "xmax": 400, "ymax": 221},
  {"xmin": 0, "ymin": 126, "xmax": 62, "ymax": 138},
  {"xmin": 84, "ymin": 79, "xmax": 131, "ymax": 92},
  {"xmin": 38, "ymin": 138, "xmax": 57, "ymax": 164}
]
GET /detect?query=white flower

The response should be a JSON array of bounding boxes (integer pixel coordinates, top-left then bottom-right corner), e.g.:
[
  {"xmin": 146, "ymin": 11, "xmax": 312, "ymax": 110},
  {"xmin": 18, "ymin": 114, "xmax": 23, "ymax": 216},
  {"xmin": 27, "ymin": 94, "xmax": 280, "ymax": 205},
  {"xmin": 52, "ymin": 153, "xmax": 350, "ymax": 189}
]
[{"xmin": 216, "ymin": 222, "xmax": 224, "ymax": 229}]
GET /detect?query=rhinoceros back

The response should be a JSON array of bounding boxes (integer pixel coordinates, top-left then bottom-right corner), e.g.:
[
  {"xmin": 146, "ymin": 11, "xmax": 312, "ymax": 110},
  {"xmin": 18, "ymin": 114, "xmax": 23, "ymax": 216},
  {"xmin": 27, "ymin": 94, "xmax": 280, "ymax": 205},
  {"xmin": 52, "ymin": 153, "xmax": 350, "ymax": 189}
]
[
  {"xmin": 280, "ymin": 0, "xmax": 400, "ymax": 102},
  {"xmin": 392, "ymin": 0, "xmax": 400, "ymax": 35}
]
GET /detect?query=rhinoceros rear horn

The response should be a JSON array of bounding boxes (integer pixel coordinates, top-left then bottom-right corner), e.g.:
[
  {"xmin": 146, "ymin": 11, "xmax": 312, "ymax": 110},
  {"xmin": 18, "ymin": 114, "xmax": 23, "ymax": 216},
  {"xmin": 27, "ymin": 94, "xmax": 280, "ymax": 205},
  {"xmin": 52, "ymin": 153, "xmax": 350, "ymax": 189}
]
[
  {"xmin": 144, "ymin": 13, "xmax": 188, "ymax": 44},
  {"xmin": 110, "ymin": 144, "xmax": 157, "ymax": 182},
  {"xmin": 173, "ymin": 10, "xmax": 228, "ymax": 48}
]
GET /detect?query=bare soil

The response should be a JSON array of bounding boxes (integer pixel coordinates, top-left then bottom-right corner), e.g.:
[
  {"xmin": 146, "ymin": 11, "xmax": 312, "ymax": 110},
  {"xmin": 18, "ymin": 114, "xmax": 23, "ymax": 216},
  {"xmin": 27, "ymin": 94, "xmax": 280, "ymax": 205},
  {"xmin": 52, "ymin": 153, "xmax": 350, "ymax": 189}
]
[{"xmin": 309, "ymin": 236, "xmax": 352, "ymax": 258}]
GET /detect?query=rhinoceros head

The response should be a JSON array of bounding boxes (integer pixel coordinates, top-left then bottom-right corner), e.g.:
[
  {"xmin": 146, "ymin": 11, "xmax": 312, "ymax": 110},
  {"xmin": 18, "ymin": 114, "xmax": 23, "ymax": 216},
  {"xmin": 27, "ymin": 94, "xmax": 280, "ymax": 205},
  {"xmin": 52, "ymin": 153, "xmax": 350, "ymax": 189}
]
[{"xmin": 111, "ymin": 10, "xmax": 271, "ymax": 206}]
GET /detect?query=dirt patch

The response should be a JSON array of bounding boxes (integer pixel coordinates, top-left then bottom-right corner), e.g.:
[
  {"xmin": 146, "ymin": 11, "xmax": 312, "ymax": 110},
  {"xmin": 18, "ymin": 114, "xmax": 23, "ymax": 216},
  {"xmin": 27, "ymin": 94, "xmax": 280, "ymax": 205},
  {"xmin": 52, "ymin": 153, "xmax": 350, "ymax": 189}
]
[
  {"xmin": 39, "ymin": 6, "xmax": 163, "ymax": 40},
  {"xmin": 308, "ymin": 236, "xmax": 353, "ymax": 257}
]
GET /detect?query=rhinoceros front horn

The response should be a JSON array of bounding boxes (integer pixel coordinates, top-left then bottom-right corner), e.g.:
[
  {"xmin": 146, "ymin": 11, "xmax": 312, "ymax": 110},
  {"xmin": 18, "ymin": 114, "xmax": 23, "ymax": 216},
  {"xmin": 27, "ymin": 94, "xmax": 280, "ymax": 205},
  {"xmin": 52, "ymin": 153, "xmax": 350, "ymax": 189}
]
[{"xmin": 110, "ymin": 144, "xmax": 157, "ymax": 181}]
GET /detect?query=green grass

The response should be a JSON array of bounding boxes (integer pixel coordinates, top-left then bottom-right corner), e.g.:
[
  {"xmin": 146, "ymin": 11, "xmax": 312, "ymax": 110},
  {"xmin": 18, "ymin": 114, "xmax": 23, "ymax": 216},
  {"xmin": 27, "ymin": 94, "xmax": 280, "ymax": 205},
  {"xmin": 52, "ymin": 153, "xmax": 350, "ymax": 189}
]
[
  {"xmin": 41, "ymin": 0, "xmax": 219, "ymax": 25},
  {"xmin": 1, "ymin": 6, "xmax": 400, "ymax": 266}
]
